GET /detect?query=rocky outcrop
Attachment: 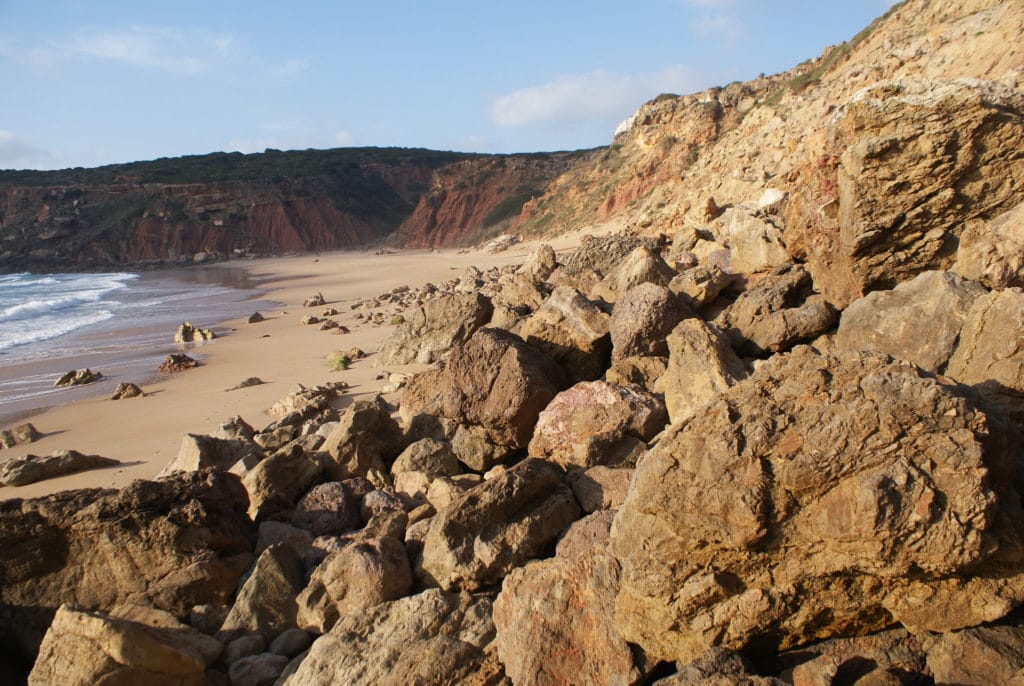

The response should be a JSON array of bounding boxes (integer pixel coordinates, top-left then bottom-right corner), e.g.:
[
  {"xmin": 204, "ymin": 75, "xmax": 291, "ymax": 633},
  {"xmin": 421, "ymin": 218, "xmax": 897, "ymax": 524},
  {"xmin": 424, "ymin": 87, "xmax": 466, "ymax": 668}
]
[
  {"xmin": 110, "ymin": 382, "xmax": 144, "ymax": 399},
  {"xmin": 0, "ymin": 450, "xmax": 120, "ymax": 487},
  {"xmin": 0, "ymin": 423, "xmax": 40, "ymax": 450},
  {"xmin": 376, "ymin": 292, "xmax": 493, "ymax": 365},
  {"xmin": 611, "ymin": 346, "xmax": 1024, "ymax": 664},
  {"xmin": 158, "ymin": 354, "xmax": 198, "ymax": 373},
  {"xmin": 174, "ymin": 322, "xmax": 215, "ymax": 343}
]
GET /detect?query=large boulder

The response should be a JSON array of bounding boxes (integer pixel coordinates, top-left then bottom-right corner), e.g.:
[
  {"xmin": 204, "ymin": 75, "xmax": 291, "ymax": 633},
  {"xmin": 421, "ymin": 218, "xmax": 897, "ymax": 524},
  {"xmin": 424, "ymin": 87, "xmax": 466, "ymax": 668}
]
[
  {"xmin": 926, "ymin": 625, "xmax": 1024, "ymax": 685},
  {"xmin": 668, "ymin": 264, "xmax": 733, "ymax": 309},
  {"xmin": 519, "ymin": 286, "xmax": 611, "ymax": 383},
  {"xmin": 401, "ymin": 328, "xmax": 564, "ymax": 450},
  {"xmin": 661, "ymin": 319, "xmax": 747, "ymax": 425},
  {"xmin": 280, "ymin": 589, "xmax": 504, "ymax": 685},
  {"xmin": 219, "ymin": 543, "xmax": 306, "ymax": 642},
  {"xmin": 718, "ymin": 206, "xmax": 789, "ymax": 275},
  {"xmin": 590, "ymin": 246, "xmax": 676, "ymax": 304},
  {"xmin": 718, "ymin": 264, "xmax": 835, "ymax": 357},
  {"xmin": 0, "ymin": 470, "xmax": 254, "ymax": 658},
  {"xmin": 0, "ymin": 450, "xmax": 119, "ymax": 487},
  {"xmin": 610, "ymin": 346, "xmax": 1024, "ymax": 664},
  {"xmin": 785, "ymin": 79, "xmax": 1024, "ymax": 307},
  {"xmin": 609, "ymin": 283, "xmax": 691, "ymax": 361},
  {"xmin": 158, "ymin": 433, "xmax": 261, "ymax": 478},
  {"xmin": 836, "ymin": 270, "xmax": 985, "ymax": 373},
  {"xmin": 957, "ymin": 201, "xmax": 1024, "ymax": 290},
  {"xmin": 528, "ymin": 381, "xmax": 666, "ymax": 469},
  {"xmin": 419, "ymin": 458, "xmax": 580, "ymax": 591},
  {"xmin": 28, "ymin": 605, "xmax": 207, "ymax": 686},
  {"xmin": 241, "ymin": 444, "xmax": 322, "ymax": 520},
  {"xmin": 376, "ymin": 292, "xmax": 493, "ymax": 365},
  {"xmin": 319, "ymin": 396, "xmax": 403, "ymax": 484},
  {"xmin": 290, "ymin": 481, "xmax": 364, "ymax": 536},
  {"xmin": 947, "ymin": 288, "xmax": 1024, "ymax": 404},
  {"xmin": 1, "ymin": 422, "xmax": 40, "ymax": 449}
]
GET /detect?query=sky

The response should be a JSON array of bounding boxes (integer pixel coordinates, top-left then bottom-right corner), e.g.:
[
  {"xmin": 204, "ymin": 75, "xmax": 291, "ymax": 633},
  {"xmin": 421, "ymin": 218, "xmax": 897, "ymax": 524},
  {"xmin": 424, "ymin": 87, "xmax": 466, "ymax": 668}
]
[{"xmin": 0, "ymin": 1, "xmax": 898, "ymax": 170}]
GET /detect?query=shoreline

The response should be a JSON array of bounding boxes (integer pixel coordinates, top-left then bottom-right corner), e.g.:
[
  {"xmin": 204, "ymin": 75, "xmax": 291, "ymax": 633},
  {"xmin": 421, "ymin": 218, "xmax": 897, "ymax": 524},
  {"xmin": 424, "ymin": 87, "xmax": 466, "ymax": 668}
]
[{"xmin": 0, "ymin": 235, "xmax": 590, "ymax": 500}]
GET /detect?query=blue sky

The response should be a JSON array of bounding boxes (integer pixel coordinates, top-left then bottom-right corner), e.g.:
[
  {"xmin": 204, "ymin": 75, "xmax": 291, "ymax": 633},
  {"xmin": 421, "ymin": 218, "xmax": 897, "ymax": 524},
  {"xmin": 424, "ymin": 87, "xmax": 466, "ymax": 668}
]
[{"xmin": 0, "ymin": 1, "xmax": 896, "ymax": 170}]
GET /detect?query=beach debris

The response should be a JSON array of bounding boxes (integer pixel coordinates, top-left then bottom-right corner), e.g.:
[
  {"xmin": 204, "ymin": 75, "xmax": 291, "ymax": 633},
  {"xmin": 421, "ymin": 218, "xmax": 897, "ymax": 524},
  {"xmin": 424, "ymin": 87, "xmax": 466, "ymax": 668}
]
[
  {"xmin": 300, "ymin": 315, "xmax": 320, "ymax": 326},
  {"xmin": 54, "ymin": 368, "xmax": 102, "ymax": 387},
  {"xmin": 174, "ymin": 321, "xmax": 216, "ymax": 343},
  {"xmin": 0, "ymin": 449, "xmax": 120, "ymax": 487},
  {"xmin": 158, "ymin": 353, "xmax": 198, "ymax": 373},
  {"xmin": 303, "ymin": 293, "xmax": 326, "ymax": 308},
  {"xmin": 227, "ymin": 377, "xmax": 266, "ymax": 392},
  {"xmin": 0, "ymin": 423, "xmax": 40, "ymax": 449},
  {"xmin": 247, "ymin": 312, "xmax": 266, "ymax": 324},
  {"xmin": 109, "ymin": 383, "xmax": 144, "ymax": 400}
]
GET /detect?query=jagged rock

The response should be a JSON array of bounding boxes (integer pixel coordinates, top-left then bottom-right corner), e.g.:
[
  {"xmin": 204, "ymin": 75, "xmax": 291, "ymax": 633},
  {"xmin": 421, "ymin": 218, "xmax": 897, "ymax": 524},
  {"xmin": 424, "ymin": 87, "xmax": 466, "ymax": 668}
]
[
  {"xmin": 957, "ymin": 200, "xmax": 1024, "ymax": 290},
  {"xmin": 229, "ymin": 653, "xmax": 289, "ymax": 686},
  {"xmin": 591, "ymin": 245, "xmax": 676, "ymax": 303},
  {"xmin": 320, "ymin": 396, "xmax": 403, "ymax": 484},
  {"xmin": 668, "ymin": 264, "xmax": 733, "ymax": 308},
  {"xmin": 717, "ymin": 206, "xmax": 790, "ymax": 275},
  {"xmin": 27, "ymin": 605, "xmax": 207, "ymax": 686},
  {"xmin": 494, "ymin": 547, "xmax": 643, "ymax": 686},
  {"xmin": 268, "ymin": 382, "xmax": 346, "ymax": 419},
  {"xmin": 520, "ymin": 243, "xmax": 558, "ymax": 282},
  {"xmin": 158, "ymin": 353, "xmax": 198, "ymax": 373},
  {"xmin": 661, "ymin": 319, "xmax": 747, "ymax": 424},
  {"xmin": 786, "ymin": 79, "xmax": 1024, "ymax": 307},
  {"xmin": 450, "ymin": 424, "xmax": 514, "ymax": 472},
  {"xmin": 490, "ymin": 273, "xmax": 547, "ymax": 314},
  {"xmin": 425, "ymin": 474, "xmax": 482, "ymax": 512},
  {"xmin": 0, "ymin": 422, "xmax": 40, "ymax": 449},
  {"xmin": 256, "ymin": 521, "xmax": 314, "ymax": 558},
  {"xmin": 158, "ymin": 433, "xmax": 261, "ymax": 478},
  {"xmin": 303, "ymin": 293, "xmax": 325, "ymax": 308},
  {"xmin": 391, "ymin": 438, "xmax": 460, "ymax": 478},
  {"xmin": 0, "ymin": 450, "xmax": 119, "ymax": 487},
  {"xmin": 219, "ymin": 543, "xmax": 305, "ymax": 642},
  {"xmin": 376, "ymin": 292, "xmax": 493, "ymax": 365},
  {"xmin": 0, "ymin": 470, "xmax": 254, "ymax": 657},
  {"xmin": 528, "ymin": 381, "xmax": 665, "ymax": 469},
  {"xmin": 567, "ymin": 466, "xmax": 634, "ymax": 513},
  {"xmin": 718, "ymin": 264, "xmax": 836, "ymax": 356},
  {"xmin": 519, "ymin": 286, "xmax": 610, "ymax": 383},
  {"xmin": 360, "ymin": 489, "xmax": 404, "ymax": 522},
  {"xmin": 269, "ymin": 628, "xmax": 312, "ymax": 657},
  {"xmin": 108, "ymin": 603, "xmax": 222, "ymax": 666},
  {"xmin": 610, "ymin": 283, "xmax": 691, "ymax": 361},
  {"xmin": 53, "ymin": 368, "xmax": 101, "ymax": 386},
  {"xmin": 605, "ymin": 355, "xmax": 667, "ymax": 395},
  {"xmin": 656, "ymin": 648, "xmax": 784, "ymax": 685},
  {"xmin": 174, "ymin": 321, "xmax": 215, "ymax": 343},
  {"xmin": 241, "ymin": 444, "xmax": 322, "ymax": 520},
  {"xmin": 561, "ymin": 234, "xmax": 661, "ymax": 278},
  {"xmin": 555, "ymin": 509, "xmax": 615, "ymax": 561},
  {"xmin": 947, "ymin": 289, "xmax": 1024, "ymax": 406},
  {"xmin": 611, "ymin": 346, "xmax": 1024, "ymax": 664},
  {"xmin": 926, "ymin": 625, "xmax": 1024, "ymax": 685},
  {"xmin": 109, "ymin": 382, "xmax": 143, "ymax": 399},
  {"xmin": 217, "ymin": 416, "xmax": 256, "ymax": 441},
  {"xmin": 786, "ymin": 628, "xmax": 928, "ymax": 686},
  {"xmin": 401, "ymin": 328, "xmax": 564, "ymax": 450},
  {"xmin": 419, "ymin": 458, "xmax": 580, "ymax": 591},
  {"xmin": 836, "ymin": 270, "xmax": 985, "ymax": 372},
  {"xmin": 295, "ymin": 534, "xmax": 412, "ymax": 635},
  {"xmin": 291, "ymin": 481, "xmax": 363, "ymax": 536},
  {"xmin": 247, "ymin": 312, "xmax": 265, "ymax": 323}
]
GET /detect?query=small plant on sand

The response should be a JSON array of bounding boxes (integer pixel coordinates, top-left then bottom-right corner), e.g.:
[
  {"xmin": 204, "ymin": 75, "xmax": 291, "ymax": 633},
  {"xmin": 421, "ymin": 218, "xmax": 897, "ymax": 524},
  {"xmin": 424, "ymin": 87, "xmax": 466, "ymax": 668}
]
[
  {"xmin": 328, "ymin": 352, "xmax": 352, "ymax": 371},
  {"xmin": 390, "ymin": 315, "xmax": 405, "ymax": 326}
]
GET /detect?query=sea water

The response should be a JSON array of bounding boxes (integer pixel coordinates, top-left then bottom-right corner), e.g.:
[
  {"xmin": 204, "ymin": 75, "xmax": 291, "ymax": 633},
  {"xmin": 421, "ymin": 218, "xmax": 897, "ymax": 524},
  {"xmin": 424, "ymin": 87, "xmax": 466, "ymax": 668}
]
[{"xmin": 0, "ymin": 267, "xmax": 276, "ymax": 424}]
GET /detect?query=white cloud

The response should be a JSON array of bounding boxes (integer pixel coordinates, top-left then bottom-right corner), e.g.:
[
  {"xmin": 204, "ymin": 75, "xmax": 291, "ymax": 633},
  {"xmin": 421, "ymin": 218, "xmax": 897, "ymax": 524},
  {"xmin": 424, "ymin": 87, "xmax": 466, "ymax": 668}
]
[
  {"xmin": 491, "ymin": 65, "xmax": 703, "ymax": 128},
  {"xmin": 0, "ymin": 130, "xmax": 55, "ymax": 169},
  {"xmin": 689, "ymin": 13, "xmax": 745, "ymax": 47}
]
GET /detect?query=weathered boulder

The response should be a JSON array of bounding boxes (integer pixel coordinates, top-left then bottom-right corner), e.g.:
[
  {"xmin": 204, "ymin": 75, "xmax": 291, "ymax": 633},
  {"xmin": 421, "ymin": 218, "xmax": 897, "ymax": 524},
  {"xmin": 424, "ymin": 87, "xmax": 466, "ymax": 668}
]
[
  {"xmin": 567, "ymin": 466, "xmax": 634, "ymax": 513},
  {"xmin": 718, "ymin": 206, "xmax": 789, "ymax": 275},
  {"xmin": 605, "ymin": 355, "xmax": 667, "ymax": 395},
  {"xmin": 561, "ymin": 234, "xmax": 661, "ymax": 279},
  {"xmin": 610, "ymin": 283, "xmax": 691, "ymax": 361},
  {"xmin": 926, "ymin": 625, "xmax": 1024, "ymax": 685},
  {"xmin": 269, "ymin": 628, "xmax": 312, "ymax": 657},
  {"xmin": 0, "ymin": 422, "xmax": 40, "ymax": 449},
  {"xmin": 303, "ymin": 292, "xmax": 325, "ymax": 308},
  {"xmin": 290, "ymin": 481, "xmax": 363, "ymax": 536},
  {"xmin": 718, "ymin": 264, "xmax": 835, "ymax": 356},
  {"xmin": 451, "ymin": 424, "xmax": 514, "ymax": 472},
  {"xmin": 158, "ymin": 433, "xmax": 261, "ymax": 479},
  {"xmin": 528, "ymin": 381, "xmax": 665, "ymax": 469},
  {"xmin": 661, "ymin": 319, "xmax": 747, "ymax": 424},
  {"xmin": 520, "ymin": 243, "xmax": 558, "ymax": 282},
  {"xmin": 28, "ymin": 605, "xmax": 207, "ymax": 686},
  {"xmin": 174, "ymin": 321, "xmax": 215, "ymax": 343},
  {"xmin": 295, "ymin": 535, "xmax": 412, "ymax": 635},
  {"xmin": 280, "ymin": 589, "xmax": 504, "ymax": 686},
  {"xmin": 786, "ymin": 628, "xmax": 929, "ymax": 686},
  {"xmin": 376, "ymin": 292, "xmax": 493, "ymax": 365},
  {"xmin": 0, "ymin": 470, "xmax": 254, "ymax": 657},
  {"xmin": 836, "ymin": 270, "xmax": 984, "ymax": 373},
  {"xmin": 957, "ymin": 201, "xmax": 1024, "ymax": 290},
  {"xmin": 158, "ymin": 354, "xmax": 198, "ymax": 373},
  {"xmin": 53, "ymin": 368, "xmax": 101, "ymax": 386},
  {"xmin": 611, "ymin": 346, "xmax": 1024, "ymax": 664},
  {"xmin": 110, "ymin": 382, "xmax": 143, "ymax": 399},
  {"xmin": 655, "ymin": 648, "xmax": 784, "ymax": 685},
  {"xmin": 229, "ymin": 653, "xmax": 289, "ymax": 686},
  {"xmin": 419, "ymin": 458, "xmax": 580, "ymax": 591},
  {"xmin": 401, "ymin": 328, "xmax": 564, "ymax": 450},
  {"xmin": 0, "ymin": 450, "xmax": 119, "ymax": 487},
  {"xmin": 219, "ymin": 543, "xmax": 305, "ymax": 641},
  {"xmin": 668, "ymin": 264, "xmax": 733, "ymax": 309},
  {"xmin": 591, "ymin": 246, "xmax": 676, "ymax": 304},
  {"xmin": 947, "ymin": 288, "xmax": 1024, "ymax": 403},
  {"xmin": 241, "ymin": 444, "xmax": 322, "ymax": 520},
  {"xmin": 108, "ymin": 603, "xmax": 223, "ymax": 666},
  {"xmin": 267, "ymin": 382, "xmax": 346, "ymax": 419},
  {"xmin": 785, "ymin": 79, "xmax": 1024, "ymax": 307},
  {"xmin": 391, "ymin": 437, "xmax": 460, "ymax": 478},
  {"xmin": 319, "ymin": 396, "xmax": 403, "ymax": 484},
  {"xmin": 520, "ymin": 286, "xmax": 611, "ymax": 383}
]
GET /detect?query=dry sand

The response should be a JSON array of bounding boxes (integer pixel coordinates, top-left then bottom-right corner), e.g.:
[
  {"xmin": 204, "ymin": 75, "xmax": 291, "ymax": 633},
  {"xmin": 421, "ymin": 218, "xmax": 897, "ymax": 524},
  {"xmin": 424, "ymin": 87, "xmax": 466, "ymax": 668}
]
[{"xmin": 0, "ymin": 232, "xmax": 590, "ymax": 500}]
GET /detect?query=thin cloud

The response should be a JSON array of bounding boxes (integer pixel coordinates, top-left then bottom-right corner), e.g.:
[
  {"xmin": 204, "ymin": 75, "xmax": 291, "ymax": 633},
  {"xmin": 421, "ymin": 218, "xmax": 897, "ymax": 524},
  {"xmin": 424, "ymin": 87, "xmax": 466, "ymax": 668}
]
[
  {"xmin": 0, "ymin": 130, "xmax": 55, "ymax": 169},
  {"xmin": 690, "ymin": 13, "xmax": 745, "ymax": 48},
  {"xmin": 491, "ymin": 65, "xmax": 704, "ymax": 129}
]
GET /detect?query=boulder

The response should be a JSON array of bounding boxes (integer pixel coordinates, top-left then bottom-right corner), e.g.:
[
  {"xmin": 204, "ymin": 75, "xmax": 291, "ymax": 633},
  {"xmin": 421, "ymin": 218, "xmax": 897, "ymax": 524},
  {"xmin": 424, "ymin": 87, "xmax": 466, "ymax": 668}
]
[
  {"xmin": 247, "ymin": 312, "xmax": 265, "ymax": 324},
  {"xmin": 280, "ymin": 589, "xmax": 503, "ymax": 686},
  {"xmin": 228, "ymin": 653, "xmax": 289, "ymax": 686},
  {"xmin": 656, "ymin": 648, "xmax": 784, "ymax": 685},
  {"xmin": 217, "ymin": 416, "xmax": 256, "ymax": 441},
  {"xmin": 267, "ymin": 381, "xmax": 347, "ymax": 420},
  {"xmin": 836, "ymin": 270, "xmax": 985, "ymax": 373},
  {"xmin": 661, "ymin": 319, "xmax": 747, "ymax": 424},
  {"xmin": 668, "ymin": 264, "xmax": 733, "ymax": 308},
  {"xmin": 419, "ymin": 458, "xmax": 580, "ymax": 591},
  {"xmin": 53, "ymin": 368, "xmax": 101, "ymax": 386},
  {"xmin": 450, "ymin": 424, "xmax": 514, "ymax": 472},
  {"xmin": 300, "ymin": 315, "xmax": 320, "ymax": 326},
  {"xmin": 610, "ymin": 283, "xmax": 691, "ymax": 361},
  {"xmin": 28, "ymin": 605, "xmax": 206, "ymax": 686},
  {"xmin": 158, "ymin": 354, "xmax": 198, "ymax": 373},
  {"xmin": 219, "ymin": 543, "xmax": 305, "ymax": 642},
  {"xmin": 401, "ymin": 328, "xmax": 564, "ymax": 450},
  {"xmin": 718, "ymin": 264, "xmax": 836, "ymax": 356},
  {"xmin": 269, "ymin": 628, "xmax": 312, "ymax": 657},
  {"xmin": 590, "ymin": 246, "xmax": 676, "ymax": 304},
  {"xmin": 224, "ymin": 633, "xmax": 265, "ymax": 665},
  {"xmin": 528, "ymin": 381, "xmax": 666, "ymax": 469},
  {"xmin": 604, "ymin": 355, "xmax": 667, "ymax": 395},
  {"xmin": 241, "ymin": 444, "xmax": 322, "ymax": 520},
  {"xmin": 490, "ymin": 273, "xmax": 547, "ymax": 315},
  {"xmin": 567, "ymin": 466, "xmax": 634, "ymax": 513},
  {"xmin": 957, "ymin": 200, "xmax": 1024, "ymax": 290},
  {"xmin": 174, "ymin": 321, "xmax": 215, "ymax": 343},
  {"xmin": 786, "ymin": 628, "xmax": 928, "ymax": 686},
  {"xmin": 226, "ymin": 377, "xmax": 264, "ymax": 391},
  {"xmin": 718, "ymin": 206, "xmax": 789, "ymax": 274},
  {"xmin": 926, "ymin": 625, "xmax": 1024, "ymax": 685},
  {"xmin": 320, "ymin": 396, "xmax": 403, "ymax": 484},
  {"xmin": 110, "ymin": 382, "xmax": 143, "ymax": 399},
  {"xmin": 947, "ymin": 288, "xmax": 1024, "ymax": 404},
  {"xmin": 0, "ymin": 470, "xmax": 253, "ymax": 657},
  {"xmin": 295, "ymin": 535, "xmax": 412, "ymax": 635},
  {"xmin": 376, "ymin": 292, "xmax": 493, "ymax": 365},
  {"xmin": 0, "ymin": 450, "xmax": 119, "ymax": 487},
  {"xmin": 611, "ymin": 346, "xmax": 1024, "ymax": 664},
  {"xmin": 291, "ymin": 481, "xmax": 363, "ymax": 536},
  {"xmin": 519, "ymin": 286, "xmax": 611, "ymax": 383},
  {"xmin": 555, "ymin": 509, "xmax": 615, "ymax": 561},
  {"xmin": 0, "ymin": 422, "xmax": 40, "ymax": 449},
  {"xmin": 520, "ymin": 243, "xmax": 558, "ymax": 282},
  {"xmin": 303, "ymin": 293, "xmax": 325, "ymax": 308},
  {"xmin": 158, "ymin": 433, "xmax": 261, "ymax": 479},
  {"xmin": 785, "ymin": 79, "xmax": 1024, "ymax": 307},
  {"xmin": 390, "ymin": 438, "xmax": 460, "ymax": 478}
]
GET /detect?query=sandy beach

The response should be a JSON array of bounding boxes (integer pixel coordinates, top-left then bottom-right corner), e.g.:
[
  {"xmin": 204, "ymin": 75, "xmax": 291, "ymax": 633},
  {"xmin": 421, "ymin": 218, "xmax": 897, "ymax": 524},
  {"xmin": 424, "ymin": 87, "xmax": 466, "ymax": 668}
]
[{"xmin": 0, "ymin": 235, "xmax": 585, "ymax": 500}]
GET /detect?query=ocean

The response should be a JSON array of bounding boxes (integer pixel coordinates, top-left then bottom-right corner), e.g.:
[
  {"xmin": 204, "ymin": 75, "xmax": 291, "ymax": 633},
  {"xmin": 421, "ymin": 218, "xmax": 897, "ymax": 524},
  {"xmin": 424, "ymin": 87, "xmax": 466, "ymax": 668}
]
[{"xmin": 0, "ymin": 267, "xmax": 276, "ymax": 425}]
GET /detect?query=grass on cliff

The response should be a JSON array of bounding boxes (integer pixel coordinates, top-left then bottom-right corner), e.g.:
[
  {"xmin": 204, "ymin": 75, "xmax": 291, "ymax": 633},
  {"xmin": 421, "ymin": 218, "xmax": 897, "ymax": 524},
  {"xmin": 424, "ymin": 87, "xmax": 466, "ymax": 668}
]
[{"xmin": 482, "ymin": 186, "xmax": 544, "ymax": 228}]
